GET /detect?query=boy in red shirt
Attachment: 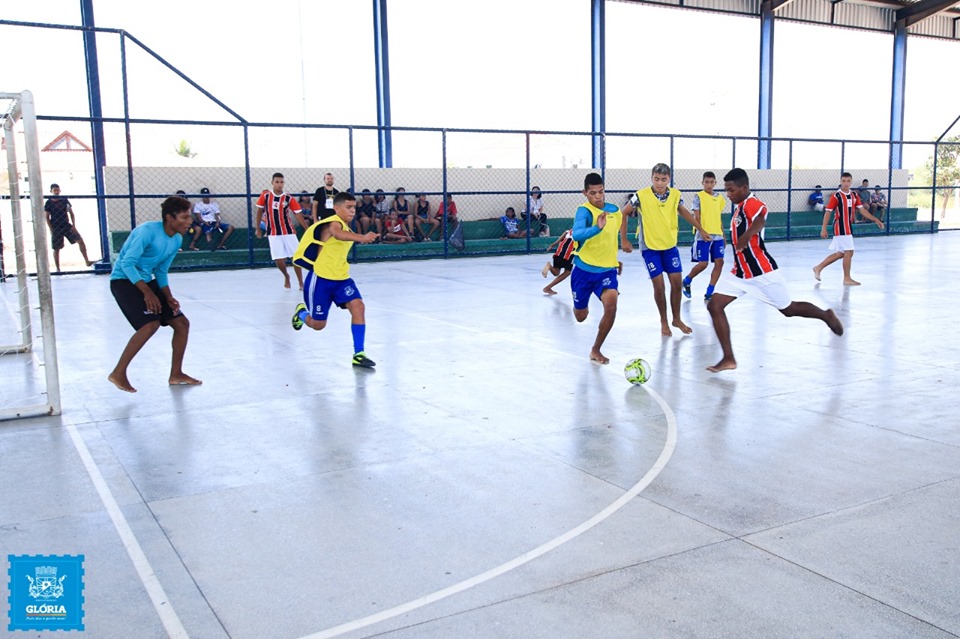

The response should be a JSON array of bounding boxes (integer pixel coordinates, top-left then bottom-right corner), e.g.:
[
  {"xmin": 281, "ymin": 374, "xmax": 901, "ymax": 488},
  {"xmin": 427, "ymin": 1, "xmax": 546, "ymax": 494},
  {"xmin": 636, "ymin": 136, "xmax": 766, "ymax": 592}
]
[{"xmin": 812, "ymin": 172, "xmax": 884, "ymax": 286}]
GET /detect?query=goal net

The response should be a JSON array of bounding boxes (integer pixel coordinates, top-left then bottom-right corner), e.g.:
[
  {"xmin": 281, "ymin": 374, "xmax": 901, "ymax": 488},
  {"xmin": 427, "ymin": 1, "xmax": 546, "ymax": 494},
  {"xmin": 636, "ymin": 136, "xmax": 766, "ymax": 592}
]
[{"xmin": 1, "ymin": 90, "xmax": 61, "ymax": 419}]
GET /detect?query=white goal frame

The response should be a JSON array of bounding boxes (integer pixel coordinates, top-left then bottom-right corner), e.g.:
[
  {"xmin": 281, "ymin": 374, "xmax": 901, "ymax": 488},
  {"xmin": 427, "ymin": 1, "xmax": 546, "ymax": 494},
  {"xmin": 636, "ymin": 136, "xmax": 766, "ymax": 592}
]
[{"xmin": 1, "ymin": 90, "xmax": 61, "ymax": 419}]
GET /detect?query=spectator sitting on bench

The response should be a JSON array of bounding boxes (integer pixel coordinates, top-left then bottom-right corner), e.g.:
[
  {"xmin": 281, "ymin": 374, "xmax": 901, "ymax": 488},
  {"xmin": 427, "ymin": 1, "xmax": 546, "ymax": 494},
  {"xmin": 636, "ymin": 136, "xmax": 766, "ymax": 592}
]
[
  {"xmin": 382, "ymin": 210, "xmax": 414, "ymax": 244},
  {"xmin": 355, "ymin": 189, "xmax": 376, "ymax": 233},
  {"xmin": 436, "ymin": 194, "xmax": 459, "ymax": 226},
  {"xmin": 808, "ymin": 185, "xmax": 825, "ymax": 212},
  {"xmin": 188, "ymin": 188, "xmax": 234, "ymax": 251},
  {"xmin": 499, "ymin": 207, "xmax": 525, "ymax": 239},
  {"xmin": 857, "ymin": 179, "xmax": 872, "ymax": 222},
  {"xmin": 870, "ymin": 185, "xmax": 886, "ymax": 222},
  {"xmin": 414, "ymin": 193, "xmax": 440, "ymax": 241}
]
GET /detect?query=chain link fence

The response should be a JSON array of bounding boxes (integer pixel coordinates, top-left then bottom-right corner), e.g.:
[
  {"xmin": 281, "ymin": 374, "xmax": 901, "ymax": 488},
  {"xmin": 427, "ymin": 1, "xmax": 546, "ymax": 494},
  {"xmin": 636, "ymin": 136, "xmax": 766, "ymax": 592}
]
[{"xmin": 2, "ymin": 20, "xmax": 956, "ymax": 277}]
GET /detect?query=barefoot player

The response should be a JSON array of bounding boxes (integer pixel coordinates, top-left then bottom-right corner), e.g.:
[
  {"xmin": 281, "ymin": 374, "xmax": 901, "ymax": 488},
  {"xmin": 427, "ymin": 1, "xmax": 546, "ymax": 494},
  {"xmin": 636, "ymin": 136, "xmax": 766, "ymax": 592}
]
[
  {"xmin": 706, "ymin": 169, "xmax": 844, "ymax": 373},
  {"xmin": 108, "ymin": 196, "xmax": 202, "ymax": 392}
]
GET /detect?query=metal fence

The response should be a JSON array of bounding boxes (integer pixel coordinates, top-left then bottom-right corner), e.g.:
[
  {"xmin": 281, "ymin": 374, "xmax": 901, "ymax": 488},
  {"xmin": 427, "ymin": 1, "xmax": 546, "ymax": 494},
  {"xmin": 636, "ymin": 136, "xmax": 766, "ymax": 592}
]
[{"xmin": 1, "ymin": 19, "xmax": 958, "ymax": 276}]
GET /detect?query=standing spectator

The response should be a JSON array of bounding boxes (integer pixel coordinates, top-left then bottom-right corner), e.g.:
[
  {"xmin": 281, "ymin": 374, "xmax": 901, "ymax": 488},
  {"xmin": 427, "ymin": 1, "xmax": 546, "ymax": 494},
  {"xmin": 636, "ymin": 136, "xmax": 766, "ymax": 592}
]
[
  {"xmin": 312, "ymin": 172, "xmax": 340, "ymax": 223},
  {"xmin": 256, "ymin": 172, "xmax": 309, "ymax": 290},
  {"xmin": 857, "ymin": 179, "xmax": 872, "ymax": 222},
  {"xmin": 355, "ymin": 189, "xmax": 376, "ymax": 233},
  {"xmin": 525, "ymin": 186, "xmax": 548, "ymax": 236},
  {"xmin": 414, "ymin": 193, "xmax": 439, "ymax": 241},
  {"xmin": 188, "ymin": 188, "xmax": 234, "ymax": 251},
  {"xmin": 870, "ymin": 185, "xmax": 887, "ymax": 222},
  {"xmin": 44, "ymin": 183, "xmax": 96, "ymax": 270},
  {"xmin": 808, "ymin": 185, "xmax": 825, "ymax": 212},
  {"xmin": 107, "ymin": 196, "xmax": 201, "ymax": 392}
]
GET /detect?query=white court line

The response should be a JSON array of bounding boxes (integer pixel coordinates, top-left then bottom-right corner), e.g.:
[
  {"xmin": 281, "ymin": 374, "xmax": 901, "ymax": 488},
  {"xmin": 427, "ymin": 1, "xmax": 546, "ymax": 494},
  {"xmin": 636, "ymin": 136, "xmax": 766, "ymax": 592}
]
[
  {"xmin": 63, "ymin": 418, "xmax": 189, "ymax": 639},
  {"xmin": 298, "ymin": 304, "xmax": 679, "ymax": 639}
]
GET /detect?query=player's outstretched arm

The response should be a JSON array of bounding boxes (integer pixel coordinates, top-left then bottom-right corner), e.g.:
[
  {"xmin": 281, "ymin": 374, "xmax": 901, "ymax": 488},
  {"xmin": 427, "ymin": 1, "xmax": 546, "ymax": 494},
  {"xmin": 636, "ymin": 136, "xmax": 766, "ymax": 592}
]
[{"xmin": 330, "ymin": 225, "xmax": 379, "ymax": 244}]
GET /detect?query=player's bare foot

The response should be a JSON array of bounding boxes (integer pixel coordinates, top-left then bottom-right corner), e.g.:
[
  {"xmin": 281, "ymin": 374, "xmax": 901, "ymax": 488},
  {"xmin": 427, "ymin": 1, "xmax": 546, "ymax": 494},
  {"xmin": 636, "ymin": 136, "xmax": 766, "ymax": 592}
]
[
  {"xmin": 589, "ymin": 350, "xmax": 610, "ymax": 364},
  {"xmin": 283, "ymin": 276, "xmax": 291, "ymax": 289},
  {"xmin": 169, "ymin": 374, "xmax": 202, "ymax": 386},
  {"xmin": 707, "ymin": 358, "xmax": 737, "ymax": 373},
  {"xmin": 86, "ymin": 260, "xmax": 96, "ymax": 267},
  {"xmin": 825, "ymin": 309, "xmax": 844, "ymax": 336},
  {"xmin": 541, "ymin": 263, "xmax": 550, "ymax": 278},
  {"xmin": 108, "ymin": 373, "xmax": 136, "ymax": 393},
  {"xmin": 843, "ymin": 278, "xmax": 861, "ymax": 286},
  {"xmin": 812, "ymin": 266, "xmax": 821, "ymax": 281},
  {"xmin": 543, "ymin": 287, "xmax": 557, "ymax": 295},
  {"xmin": 661, "ymin": 323, "xmax": 673, "ymax": 337},
  {"xmin": 672, "ymin": 319, "xmax": 693, "ymax": 335}
]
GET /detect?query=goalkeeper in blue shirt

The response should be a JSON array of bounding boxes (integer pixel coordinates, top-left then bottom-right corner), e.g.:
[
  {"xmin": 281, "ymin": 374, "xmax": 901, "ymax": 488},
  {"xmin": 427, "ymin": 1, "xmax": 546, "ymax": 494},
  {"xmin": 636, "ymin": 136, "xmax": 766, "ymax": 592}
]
[{"xmin": 108, "ymin": 196, "xmax": 202, "ymax": 392}]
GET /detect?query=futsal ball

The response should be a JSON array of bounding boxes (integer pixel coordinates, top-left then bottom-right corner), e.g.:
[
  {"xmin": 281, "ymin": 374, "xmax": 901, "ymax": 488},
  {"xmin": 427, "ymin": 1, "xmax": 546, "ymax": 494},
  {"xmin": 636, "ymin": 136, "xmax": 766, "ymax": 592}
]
[{"xmin": 624, "ymin": 358, "xmax": 651, "ymax": 385}]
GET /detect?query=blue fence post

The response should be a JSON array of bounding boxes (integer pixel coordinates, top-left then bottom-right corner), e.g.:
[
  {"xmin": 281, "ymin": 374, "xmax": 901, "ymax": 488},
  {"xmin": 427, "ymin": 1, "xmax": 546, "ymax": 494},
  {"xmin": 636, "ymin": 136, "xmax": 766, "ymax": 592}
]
[
  {"xmin": 80, "ymin": 0, "xmax": 110, "ymax": 270},
  {"xmin": 525, "ymin": 132, "xmax": 531, "ymax": 253},
  {"xmin": 786, "ymin": 140, "xmax": 793, "ymax": 240},
  {"xmin": 840, "ymin": 140, "xmax": 846, "ymax": 175},
  {"xmin": 931, "ymin": 141, "xmax": 939, "ymax": 232},
  {"xmin": 669, "ymin": 136, "xmax": 675, "ymax": 181},
  {"xmin": 886, "ymin": 144, "xmax": 893, "ymax": 235},
  {"xmin": 120, "ymin": 33, "xmax": 136, "ymax": 231},
  {"xmin": 243, "ymin": 124, "xmax": 254, "ymax": 268},
  {"xmin": 442, "ymin": 130, "xmax": 448, "ymax": 259},
  {"xmin": 731, "ymin": 137, "xmax": 736, "ymax": 170}
]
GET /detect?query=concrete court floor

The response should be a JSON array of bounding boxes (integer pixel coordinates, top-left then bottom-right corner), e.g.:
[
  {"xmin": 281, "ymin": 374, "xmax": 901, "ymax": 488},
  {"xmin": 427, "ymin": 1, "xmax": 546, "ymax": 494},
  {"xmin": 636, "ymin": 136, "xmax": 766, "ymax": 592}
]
[{"xmin": 1, "ymin": 232, "xmax": 958, "ymax": 639}]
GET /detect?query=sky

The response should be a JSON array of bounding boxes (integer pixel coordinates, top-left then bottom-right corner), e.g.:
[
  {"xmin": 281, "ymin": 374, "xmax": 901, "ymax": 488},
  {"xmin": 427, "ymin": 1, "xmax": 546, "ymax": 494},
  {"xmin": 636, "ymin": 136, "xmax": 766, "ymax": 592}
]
[{"xmin": 2, "ymin": 0, "xmax": 959, "ymax": 172}]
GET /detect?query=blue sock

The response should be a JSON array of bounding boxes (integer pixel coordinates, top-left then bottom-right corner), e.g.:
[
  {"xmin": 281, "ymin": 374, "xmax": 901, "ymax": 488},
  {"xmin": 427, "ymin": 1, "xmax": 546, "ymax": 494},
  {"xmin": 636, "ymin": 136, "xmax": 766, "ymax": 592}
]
[
  {"xmin": 683, "ymin": 276, "xmax": 691, "ymax": 286},
  {"xmin": 297, "ymin": 308, "xmax": 308, "ymax": 322},
  {"xmin": 706, "ymin": 284, "xmax": 715, "ymax": 297},
  {"xmin": 351, "ymin": 323, "xmax": 365, "ymax": 354}
]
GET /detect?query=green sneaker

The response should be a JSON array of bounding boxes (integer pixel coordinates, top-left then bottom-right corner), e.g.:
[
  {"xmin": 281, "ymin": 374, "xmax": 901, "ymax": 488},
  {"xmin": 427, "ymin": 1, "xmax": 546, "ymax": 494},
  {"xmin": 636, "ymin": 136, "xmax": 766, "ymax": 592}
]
[
  {"xmin": 352, "ymin": 352, "xmax": 376, "ymax": 368},
  {"xmin": 291, "ymin": 303, "xmax": 307, "ymax": 331}
]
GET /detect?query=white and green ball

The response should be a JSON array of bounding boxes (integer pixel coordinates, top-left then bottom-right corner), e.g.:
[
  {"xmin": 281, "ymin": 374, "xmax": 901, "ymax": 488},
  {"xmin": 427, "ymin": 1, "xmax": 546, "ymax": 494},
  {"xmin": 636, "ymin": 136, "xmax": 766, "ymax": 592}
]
[{"xmin": 624, "ymin": 358, "xmax": 651, "ymax": 385}]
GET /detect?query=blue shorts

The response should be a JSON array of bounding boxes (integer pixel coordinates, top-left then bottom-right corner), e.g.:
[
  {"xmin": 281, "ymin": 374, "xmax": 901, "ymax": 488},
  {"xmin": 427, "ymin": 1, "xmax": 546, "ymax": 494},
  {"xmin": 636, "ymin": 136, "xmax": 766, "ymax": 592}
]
[
  {"xmin": 201, "ymin": 222, "xmax": 231, "ymax": 234},
  {"xmin": 691, "ymin": 239, "xmax": 725, "ymax": 263},
  {"xmin": 641, "ymin": 247, "xmax": 682, "ymax": 278},
  {"xmin": 570, "ymin": 266, "xmax": 619, "ymax": 310},
  {"xmin": 304, "ymin": 272, "xmax": 362, "ymax": 321}
]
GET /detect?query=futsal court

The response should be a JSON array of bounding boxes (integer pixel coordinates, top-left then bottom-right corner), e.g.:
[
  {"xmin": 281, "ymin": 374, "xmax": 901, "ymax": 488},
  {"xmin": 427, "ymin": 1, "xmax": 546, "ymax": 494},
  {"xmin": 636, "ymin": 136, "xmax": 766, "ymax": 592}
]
[{"xmin": 1, "ymin": 232, "xmax": 958, "ymax": 639}]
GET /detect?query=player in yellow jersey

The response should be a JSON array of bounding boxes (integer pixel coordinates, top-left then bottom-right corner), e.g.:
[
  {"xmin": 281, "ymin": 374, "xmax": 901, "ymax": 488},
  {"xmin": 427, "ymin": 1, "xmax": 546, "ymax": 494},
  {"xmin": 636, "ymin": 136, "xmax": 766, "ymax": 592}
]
[
  {"xmin": 570, "ymin": 173, "xmax": 625, "ymax": 364},
  {"xmin": 290, "ymin": 192, "xmax": 379, "ymax": 368},
  {"xmin": 681, "ymin": 171, "xmax": 727, "ymax": 302},
  {"xmin": 620, "ymin": 163, "xmax": 709, "ymax": 337}
]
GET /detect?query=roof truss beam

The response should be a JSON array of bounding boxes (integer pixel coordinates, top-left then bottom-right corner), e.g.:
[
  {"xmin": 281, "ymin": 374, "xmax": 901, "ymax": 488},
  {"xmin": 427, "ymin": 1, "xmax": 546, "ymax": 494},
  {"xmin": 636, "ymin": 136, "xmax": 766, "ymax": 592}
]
[{"xmin": 896, "ymin": 0, "xmax": 960, "ymax": 26}]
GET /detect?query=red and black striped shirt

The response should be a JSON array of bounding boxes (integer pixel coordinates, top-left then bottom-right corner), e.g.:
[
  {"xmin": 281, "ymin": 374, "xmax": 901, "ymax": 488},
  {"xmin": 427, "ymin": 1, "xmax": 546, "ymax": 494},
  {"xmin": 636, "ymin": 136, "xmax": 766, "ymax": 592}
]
[
  {"xmin": 731, "ymin": 194, "xmax": 778, "ymax": 279},
  {"xmin": 826, "ymin": 190, "xmax": 862, "ymax": 236},
  {"xmin": 257, "ymin": 190, "xmax": 301, "ymax": 236},
  {"xmin": 554, "ymin": 230, "xmax": 576, "ymax": 261}
]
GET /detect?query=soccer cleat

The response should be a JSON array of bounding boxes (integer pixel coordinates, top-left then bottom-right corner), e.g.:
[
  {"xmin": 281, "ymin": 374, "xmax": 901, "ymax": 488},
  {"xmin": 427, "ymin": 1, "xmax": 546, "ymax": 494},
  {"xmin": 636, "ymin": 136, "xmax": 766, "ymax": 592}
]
[
  {"xmin": 682, "ymin": 281, "xmax": 691, "ymax": 299},
  {"xmin": 352, "ymin": 352, "xmax": 376, "ymax": 368},
  {"xmin": 291, "ymin": 303, "xmax": 307, "ymax": 330}
]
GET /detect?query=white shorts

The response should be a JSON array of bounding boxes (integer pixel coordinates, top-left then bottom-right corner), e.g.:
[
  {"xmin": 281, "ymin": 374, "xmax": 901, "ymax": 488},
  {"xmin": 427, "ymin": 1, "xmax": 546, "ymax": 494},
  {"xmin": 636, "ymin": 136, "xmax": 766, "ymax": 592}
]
[
  {"xmin": 267, "ymin": 234, "xmax": 300, "ymax": 260},
  {"xmin": 714, "ymin": 269, "xmax": 792, "ymax": 311},
  {"xmin": 828, "ymin": 234, "xmax": 855, "ymax": 253}
]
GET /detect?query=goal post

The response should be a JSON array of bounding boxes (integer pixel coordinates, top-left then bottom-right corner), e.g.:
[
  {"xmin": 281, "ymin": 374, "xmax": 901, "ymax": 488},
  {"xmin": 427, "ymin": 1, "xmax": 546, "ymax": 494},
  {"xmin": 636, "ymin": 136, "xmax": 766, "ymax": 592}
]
[{"xmin": 1, "ymin": 90, "xmax": 61, "ymax": 419}]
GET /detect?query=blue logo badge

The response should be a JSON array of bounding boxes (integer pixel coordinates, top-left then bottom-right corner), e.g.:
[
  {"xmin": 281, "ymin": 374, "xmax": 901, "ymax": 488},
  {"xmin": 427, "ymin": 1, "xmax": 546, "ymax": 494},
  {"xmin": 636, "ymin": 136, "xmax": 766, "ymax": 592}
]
[{"xmin": 7, "ymin": 555, "xmax": 85, "ymax": 631}]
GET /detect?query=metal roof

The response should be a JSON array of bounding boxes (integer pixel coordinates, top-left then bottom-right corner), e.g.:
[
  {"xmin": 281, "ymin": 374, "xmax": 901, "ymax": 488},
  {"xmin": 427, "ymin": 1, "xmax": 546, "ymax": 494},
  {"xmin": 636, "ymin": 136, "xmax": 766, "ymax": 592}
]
[{"xmin": 613, "ymin": 0, "xmax": 960, "ymax": 39}]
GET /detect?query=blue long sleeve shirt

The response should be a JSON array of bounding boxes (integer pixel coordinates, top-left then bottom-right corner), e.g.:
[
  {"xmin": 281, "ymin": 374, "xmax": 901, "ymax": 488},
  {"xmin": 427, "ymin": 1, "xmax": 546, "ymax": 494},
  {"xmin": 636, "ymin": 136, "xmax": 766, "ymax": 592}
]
[
  {"xmin": 572, "ymin": 203, "xmax": 618, "ymax": 272},
  {"xmin": 110, "ymin": 221, "xmax": 181, "ymax": 288}
]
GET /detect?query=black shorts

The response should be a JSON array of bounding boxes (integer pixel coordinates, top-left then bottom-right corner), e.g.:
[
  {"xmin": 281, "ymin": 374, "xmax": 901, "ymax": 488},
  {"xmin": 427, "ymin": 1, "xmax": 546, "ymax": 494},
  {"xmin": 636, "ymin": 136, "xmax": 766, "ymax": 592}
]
[
  {"xmin": 51, "ymin": 225, "xmax": 81, "ymax": 250},
  {"xmin": 110, "ymin": 279, "xmax": 184, "ymax": 330},
  {"xmin": 553, "ymin": 255, "xmax": 573, "ymax": 271}
]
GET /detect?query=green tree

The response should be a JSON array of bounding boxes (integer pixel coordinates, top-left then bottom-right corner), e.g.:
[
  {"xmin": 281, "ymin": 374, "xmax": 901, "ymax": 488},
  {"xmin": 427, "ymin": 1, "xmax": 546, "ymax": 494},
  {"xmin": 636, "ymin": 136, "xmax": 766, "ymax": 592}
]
[
  {"xmin": 926, "ymin": 135, "xmax": 960, "ymax": 218},
  {"xmin": 174, "ymin": 139, "xmax": 197, "ymax": 159}
]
